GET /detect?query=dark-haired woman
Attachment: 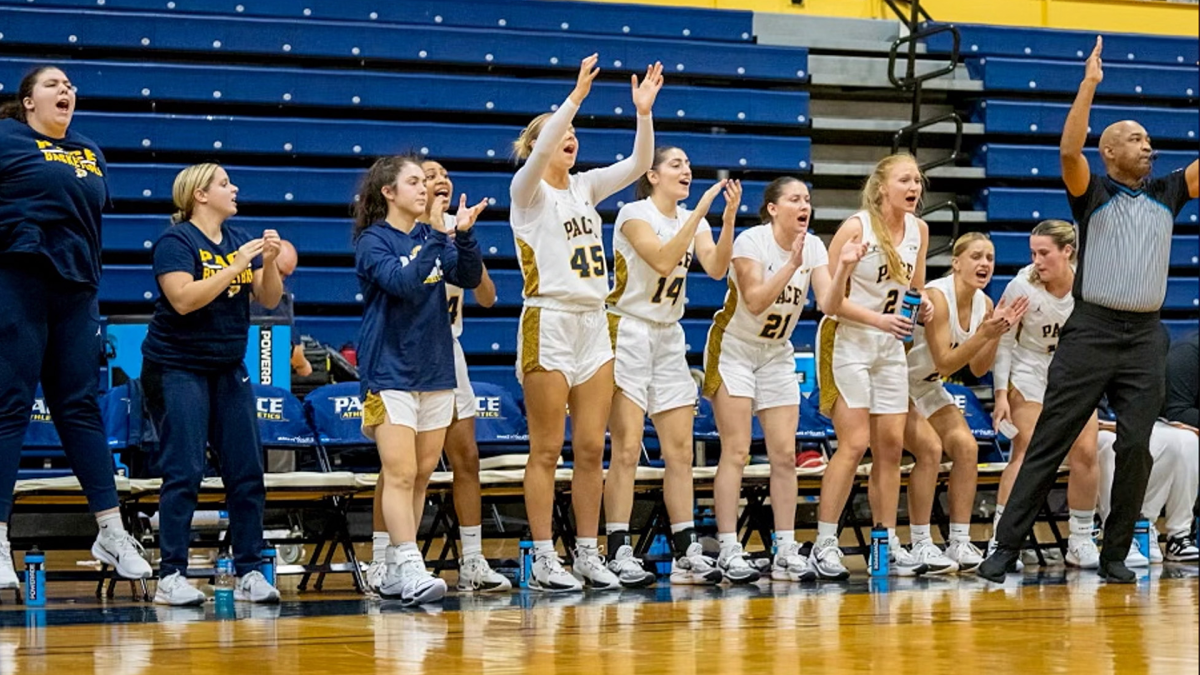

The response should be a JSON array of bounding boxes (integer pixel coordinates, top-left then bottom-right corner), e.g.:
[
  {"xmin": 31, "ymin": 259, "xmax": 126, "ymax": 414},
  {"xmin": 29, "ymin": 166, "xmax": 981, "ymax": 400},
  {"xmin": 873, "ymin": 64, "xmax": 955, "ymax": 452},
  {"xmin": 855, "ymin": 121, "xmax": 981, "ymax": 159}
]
[
  {"xmin": 0, "ymin": 65, "xmax": 151, "ymax": 589},
  {"xmin": 703, "ymin": 177, "xmax": 846, "ymax": 584},
  {"xmin": 603, "ymin": 147, "xmax": 737, "ymax": 586},
  {"xmin": 354, "ymin": 155, "xmax": 484, "ymax": 605}
]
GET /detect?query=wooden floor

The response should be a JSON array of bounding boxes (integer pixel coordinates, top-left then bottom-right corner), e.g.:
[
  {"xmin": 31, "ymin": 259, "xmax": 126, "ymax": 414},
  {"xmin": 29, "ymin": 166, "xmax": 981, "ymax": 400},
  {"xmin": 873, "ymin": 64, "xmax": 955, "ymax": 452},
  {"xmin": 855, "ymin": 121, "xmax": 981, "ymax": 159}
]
[{"xmin": 1, "ymin": 567, "xmax": 1196, "ymax": 674}]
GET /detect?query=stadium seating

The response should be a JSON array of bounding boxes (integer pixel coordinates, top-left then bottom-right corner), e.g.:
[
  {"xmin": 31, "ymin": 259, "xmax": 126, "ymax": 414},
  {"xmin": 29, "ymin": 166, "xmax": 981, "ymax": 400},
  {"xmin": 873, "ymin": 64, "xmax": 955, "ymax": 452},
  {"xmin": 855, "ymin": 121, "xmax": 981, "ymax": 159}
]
[
  {"xmin": 925, "ymin": 22, "xmax": 1198, "ymax": 66},
  {"xmin": 974, "ymin": 100, "xmax": 1198, "ymax": 142},
  {"xmin": 988, "ymin": 275, "xmax": 1198, "ymax": 311},
  {"xmin": 977, "ymin": 144, "xmax": 1194, "ymax": 179},
  {"xmin": 967, "ymin": 57, "xmax": 1198, "ymax": 99},
  {"xmin": 982, "ymin": 188, "xmax": 1199, "ymax": 225},
  {"xmin": 991, "ymin": 231, "xmax": 1199, "ymax": 269}
]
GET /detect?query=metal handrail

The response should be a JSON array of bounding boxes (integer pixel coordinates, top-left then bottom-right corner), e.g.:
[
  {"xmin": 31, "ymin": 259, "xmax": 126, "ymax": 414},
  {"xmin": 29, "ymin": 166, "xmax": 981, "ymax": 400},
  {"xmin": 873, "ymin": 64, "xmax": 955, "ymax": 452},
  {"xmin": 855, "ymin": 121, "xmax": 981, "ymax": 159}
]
[
  {"xmin": 919, "ymin": 200, "xmax": 961, "ymax": 257},
  {"xmin": 892, "ymin": 112, "xmax": 964, "ymax": 170},
  {"xmin": 886, "ymin": 24, "xmax": 961, "ymax": 90}
]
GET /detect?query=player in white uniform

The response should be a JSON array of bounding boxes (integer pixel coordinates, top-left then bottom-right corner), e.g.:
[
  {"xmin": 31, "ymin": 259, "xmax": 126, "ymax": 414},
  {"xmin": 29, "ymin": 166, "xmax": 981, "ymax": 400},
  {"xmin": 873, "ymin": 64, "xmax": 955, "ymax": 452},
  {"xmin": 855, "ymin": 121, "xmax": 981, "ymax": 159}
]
[
  {"xmin": 991, "ymin": 220, "xmax": 1102, "ymax": 570},
  {"xmin": 365, "ymin": 160, "xmax": 510, "ymax": 594},
  {"xmin": 603, "ymin": 146, "xmax": 739, "ymax": 587},
  {"xmin": 902, "ymin": 233, "xmax": 1026, "ymax": 574},
  {"xmin": 509, "ymin": 55, "xmax": 663, "ymax": 592},
  {"xmin": 812, "ymin": 154, "xmax": 930, "ymax": 579},
  {"xmin": 703, "ymin": 177, "xmax": 843, "ymax": 583}
]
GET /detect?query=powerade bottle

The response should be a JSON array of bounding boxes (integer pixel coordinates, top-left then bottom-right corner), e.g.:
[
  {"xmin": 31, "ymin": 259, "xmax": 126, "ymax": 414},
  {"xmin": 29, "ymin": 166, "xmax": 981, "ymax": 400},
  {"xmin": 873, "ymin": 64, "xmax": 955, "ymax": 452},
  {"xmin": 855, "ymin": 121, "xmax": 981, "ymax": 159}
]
[
  {"xmin": 897, "ymin": 288, "xmax": 922, "ymax": 343},
  {"xmin": 261, "ymin": 546, "xmax": 277, "ymax": 587},
  {"xmin": 518, "ymin": 530, "xmax": 533, "ymax": 589},
  {"xmin": 24, "ymin": 547, "xmax": 46, "ymax": 607},
  {"xmin": 870, "ymin": 524, "xmax": 889, "ymax": 577}
]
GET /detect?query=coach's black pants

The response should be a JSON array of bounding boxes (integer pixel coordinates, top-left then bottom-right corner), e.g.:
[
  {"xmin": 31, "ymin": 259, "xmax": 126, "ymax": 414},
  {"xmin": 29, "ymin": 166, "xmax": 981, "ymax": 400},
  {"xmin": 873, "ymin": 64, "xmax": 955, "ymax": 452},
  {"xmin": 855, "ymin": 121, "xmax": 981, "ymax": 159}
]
[{"xmin": 995, "ymin": 301, "xmax": 1168, "ymax": 564}]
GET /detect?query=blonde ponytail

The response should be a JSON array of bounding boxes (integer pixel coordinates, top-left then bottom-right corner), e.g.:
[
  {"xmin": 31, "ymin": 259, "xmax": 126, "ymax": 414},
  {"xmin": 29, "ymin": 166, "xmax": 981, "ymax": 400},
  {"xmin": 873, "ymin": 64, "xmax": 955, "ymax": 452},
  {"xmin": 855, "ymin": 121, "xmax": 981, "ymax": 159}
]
[
  {"xmin": 512, "ymin": 112, "xmax": 554, "ymax": 162},
  {"xmin": 171, "ymin": 163, "xmax": 221, "ymax": 225},
  {"xmin": 861, "ymin": 154, "xmax": 922, "ymax": 285}
]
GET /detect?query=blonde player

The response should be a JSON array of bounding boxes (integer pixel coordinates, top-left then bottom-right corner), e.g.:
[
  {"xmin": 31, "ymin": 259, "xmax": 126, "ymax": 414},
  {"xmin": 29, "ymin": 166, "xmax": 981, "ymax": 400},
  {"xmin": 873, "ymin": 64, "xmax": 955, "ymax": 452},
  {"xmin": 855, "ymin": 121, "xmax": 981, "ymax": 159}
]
[
  {"xmin": 509, "ymin": 55, "xmax": 663, "ymax": 592},
  {"xmin": 703, "ymin": 177, "xmax": 849, "ymax": 583},
  {"xmin": 991, "ymin": 220, "xmax": 1102, "ymax": 570},
  {"xmin": 603, "ymin": 146, "xmax": 739, "ymax": 587},
  {"xmin": 366, "ymin": 160, "xmax": 510, "ymax": 594},
  {"xmin": 903, "ymin": 233, "xmax": 1026, "ymax": 575},
  {"xmin": 812, "ymin": 153, "xmax": 930, "ymax": 579}
]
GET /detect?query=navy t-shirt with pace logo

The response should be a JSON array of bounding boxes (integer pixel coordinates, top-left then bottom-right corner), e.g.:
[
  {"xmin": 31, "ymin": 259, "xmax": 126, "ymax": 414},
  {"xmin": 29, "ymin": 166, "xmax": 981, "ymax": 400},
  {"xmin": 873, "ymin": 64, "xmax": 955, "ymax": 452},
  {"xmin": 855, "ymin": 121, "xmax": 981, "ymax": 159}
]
[
  {"xmin": 0, "ymin": 117, "xmax": 110, "ymax": 286},
  {"xmin": 142, "ymin": 221, "xmax": 264, "ymax": 371}
]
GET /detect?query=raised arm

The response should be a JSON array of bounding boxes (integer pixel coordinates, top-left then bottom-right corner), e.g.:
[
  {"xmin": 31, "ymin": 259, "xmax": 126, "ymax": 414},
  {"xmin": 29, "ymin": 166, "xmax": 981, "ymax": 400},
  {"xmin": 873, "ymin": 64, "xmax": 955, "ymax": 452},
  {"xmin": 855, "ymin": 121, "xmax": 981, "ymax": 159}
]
[
  {"xmin": 694, "ymin": 180, "xmax": 740, "ymax": 280},
  {"xmin": 625, "ymin": 181, "xmax": 725, "ymax": 277},
  {"xmin": 442, "ymin": 194, "xmax": 486, "ymax": 289},
  {"xmin": 1061, "ymin": 36, "xmax": 1103, "ymax": 197},
  {"xmin": 356, "ymin": 230, "xmax": 447, "ymax": 302},
  {"xmin": 510, "ymin": 56, "xmax": 598, "ymax": 211},
  {"xmin": 580, "ymin": 62, "xmax": 662, "ymax": 204}
]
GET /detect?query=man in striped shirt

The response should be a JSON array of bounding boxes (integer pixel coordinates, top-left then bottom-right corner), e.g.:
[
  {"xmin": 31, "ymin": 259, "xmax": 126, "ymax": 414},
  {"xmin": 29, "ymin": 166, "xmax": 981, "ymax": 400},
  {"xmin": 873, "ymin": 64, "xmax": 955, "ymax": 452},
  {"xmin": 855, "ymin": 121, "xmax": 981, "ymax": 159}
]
[{"xmin": 981, "ymin": 36, "xmax": 1199, "ymax": 583}]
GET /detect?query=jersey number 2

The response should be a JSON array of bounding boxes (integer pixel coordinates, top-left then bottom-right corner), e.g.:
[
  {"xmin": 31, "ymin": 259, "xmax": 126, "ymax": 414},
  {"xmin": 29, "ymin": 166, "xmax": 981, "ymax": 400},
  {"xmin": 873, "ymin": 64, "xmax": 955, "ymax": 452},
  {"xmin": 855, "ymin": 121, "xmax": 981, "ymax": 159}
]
[
  {"xmin": 651, "ymin": 276, "xmax": 684, "ymax": 305},
  {"xmin": 570, "ymin": 245, "xmax": 605, "ymax": 278},
  {"xmin": 882, "ymin": 289, "xmax": 900, "ymax": 314}
]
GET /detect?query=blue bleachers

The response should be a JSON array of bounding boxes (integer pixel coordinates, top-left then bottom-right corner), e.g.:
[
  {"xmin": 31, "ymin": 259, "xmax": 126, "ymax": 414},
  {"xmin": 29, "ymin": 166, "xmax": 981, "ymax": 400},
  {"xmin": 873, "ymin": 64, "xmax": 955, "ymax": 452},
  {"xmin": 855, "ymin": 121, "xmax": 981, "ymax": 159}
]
[
  {"xmin": 0, "ymin": 7, "xmax": 808, "ymax": 82},
  {"xmin": 978, "ymin": 144, "xmax": 1194, "ymax": 179},
  {"xmin": 991, "ymin": 231, "xmax": 1199, "ymax": 269},
  {"xmin": 968, "ymin": 57, "xmax": 1198, "ymax": 99},
  {"xmin": 988, "ymin": 275, "xmax": 1198, "ymax": 311},
  {"xmin": 0, "ymin": 58, "xmax": 808, "ymax": 127},
  {"xmin": 11, "ymin": 0, "xmax": 756, "ymax": 43},
  {"xmin": 70, "ymin": 113, "xmax": 811, "ymax": 173},
  {"xmin": 975, "ymin": 101, "xmax": 1199, "ymax": 142},
  {"xmin": 926, "ymin": 22, "xmax": 1198, "ymax": 66},
  {"xmin": 982, "ymin": 187, "xmax": 1199, "ymax": 225}
]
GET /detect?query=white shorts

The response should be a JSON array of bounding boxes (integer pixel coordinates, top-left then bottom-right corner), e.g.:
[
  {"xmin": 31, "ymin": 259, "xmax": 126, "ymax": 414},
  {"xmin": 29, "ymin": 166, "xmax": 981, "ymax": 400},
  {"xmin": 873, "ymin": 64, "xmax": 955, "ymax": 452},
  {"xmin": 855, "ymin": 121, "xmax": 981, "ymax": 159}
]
[
  {"xmin": 610, "ymin": 313, "xmax": 696, "ymax": 416},
  {"xmin": 517, "ymin": 306, "xmax": 613, "ymax": 388},
  {"xmin": 828, "ymin": 321, "xmax": 909, "ymax": 415},
  {"xmin": 908, "ymin": 376, "xmax": 956, "ymax": 419},
  {"xmin": 702, "ymin": 325, "xmax": 798, "ymax": 413},
  {"xmin": 1008, "ymin": 349, "xmax": 1052, "ymax": 404},
  {"xmin": 451, "ymin": 339, "xmax": 477, "ymax": 420},
  {"xmin": 363, "ymin": 389, "xmax": 454, "ymax": 433}
]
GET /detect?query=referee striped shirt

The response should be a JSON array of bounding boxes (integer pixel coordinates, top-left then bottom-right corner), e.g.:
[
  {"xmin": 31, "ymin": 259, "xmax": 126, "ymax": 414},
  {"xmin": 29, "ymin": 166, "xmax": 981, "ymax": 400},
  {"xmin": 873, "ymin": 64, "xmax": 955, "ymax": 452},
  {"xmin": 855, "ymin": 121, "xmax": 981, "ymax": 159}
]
[{"xmin": 1069, "ymin": 171, "xmax": 1191, "ymax": 313}]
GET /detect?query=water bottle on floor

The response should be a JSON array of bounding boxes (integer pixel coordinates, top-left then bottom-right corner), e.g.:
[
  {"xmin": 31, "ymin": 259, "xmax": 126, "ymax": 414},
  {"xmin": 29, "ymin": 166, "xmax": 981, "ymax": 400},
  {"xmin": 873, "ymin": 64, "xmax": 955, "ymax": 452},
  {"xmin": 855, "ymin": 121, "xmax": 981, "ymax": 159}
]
[
  {"xmin": 261, "ymin": 546, "xmax": 277, "ymax": 587},
  {"xmin": 215, "ymin": 552, "xmax": 235, "ymax": 615},
  {"xmin": 518, "ymin": 530, "xmax": 533, "ymax": 589},
  {"xmin": 1133, "ymin": 519, "xmax": 1151, "ymax": 562},
  {"xmin": 24, "ymin": 547, "xmax": 45, "ymax": 607},
  {"xmin": 870, "ymin": 524, "xmax": 889, "ymax": 577}
]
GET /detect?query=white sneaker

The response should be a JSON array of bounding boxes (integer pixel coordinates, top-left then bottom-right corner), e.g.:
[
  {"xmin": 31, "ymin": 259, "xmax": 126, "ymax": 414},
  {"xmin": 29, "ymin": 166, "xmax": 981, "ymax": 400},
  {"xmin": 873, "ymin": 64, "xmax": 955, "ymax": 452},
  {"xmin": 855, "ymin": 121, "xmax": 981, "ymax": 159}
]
[
  {"xmin": 380, "ymin": 555, "xmax": 447, "ymax": 605},
  {"xmin": 457, "ymin": 555, "xmax": 512, "ymax": 593},
  {"xmin": 771, "ymin": 541, "xmax": 816, "ymax": 582},
  {"xmin": 365, "ymin": 560, "xmax": 386, "ymax": 594},
  {"xmin": 1165, "ymin": 535, "xmax": 1199, "ymax": 562},
  {"xmin": 716, "ymin": 543, "xmax": 761, "ymax": 584},
  {"xmin": 572, "ymin": 546, "xmax": 621, "ymax": 590},
  {"xmin": 808, "ymin": 537, "xmax": 850, "ymax": 581},
  {"xmin": 529, "ymin": 552, "xmax": 582, "ymax": 593},
  {"xmin": 987, "ymin": 538, "xmax": 1025, "ymax": 573},
  {"xmin": 945, "ymin": 540, "xmax": 984, "ymax": 573},
  {"xmin": 92, "ymin": 530, "xmax": 153, "ymax": 579},
  {"xmin": 889, "ymin": 544, "xmax": 927, "ymax": 577},
  {"xmin": 153, "ymin": 572, "xmax": 207, "ymax": 606},
  {"xmin": 1066, "ymin": 537, "xmax": 1101, "ymax": 569},
  {"xmin": 0, "ymin": 540, "xmax": 17, "ymax": 590},
  {"xmin": 234, "ymin": 570, "xmax": 281, "ymax": 603},
  {"xmin": 1124, "ymin": 541, "xmax": 1150, "ymax": 568},
  {"xmin": 669, "ymin": 543, "xmax": 723, "ymax": 585},
  {"xmin": 910, "ymin": 540, "xmax": 959, "ymax": 575},
  {"xmin": 1147, "ymin": 525, "xmax": 1164, "ymax": 564},
  {"xmin": 606, "ymin": 545, "xmax": 657, "ymax": 588}
]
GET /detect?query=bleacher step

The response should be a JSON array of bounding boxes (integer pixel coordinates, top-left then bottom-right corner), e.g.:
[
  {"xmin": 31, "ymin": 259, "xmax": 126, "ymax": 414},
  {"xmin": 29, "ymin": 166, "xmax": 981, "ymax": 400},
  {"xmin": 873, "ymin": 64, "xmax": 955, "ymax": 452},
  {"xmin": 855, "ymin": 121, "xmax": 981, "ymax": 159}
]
[
  {"xmin": 813, "ymin": 161, "xmax": 986, "ymax": 179},
  {"xmin": 811, "ymin": 117, "xmax": 985, "ymax": 135},
  {"xmin": 809, "ymin": 55, "xmax": 982, "ymax": 91}
]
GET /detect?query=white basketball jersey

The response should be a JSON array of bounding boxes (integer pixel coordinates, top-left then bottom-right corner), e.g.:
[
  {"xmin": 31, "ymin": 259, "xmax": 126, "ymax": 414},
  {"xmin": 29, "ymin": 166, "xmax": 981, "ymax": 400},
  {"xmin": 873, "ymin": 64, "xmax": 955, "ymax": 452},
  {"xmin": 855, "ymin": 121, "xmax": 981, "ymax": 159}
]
[
  {"xmin": 907, "ymin": 275, "xmax": 988, "ymax": 382},
  {"xmin": 1010, "ymin": 265, "xmax": 1074, "ymax": 356},
  {"xmin": 712, "ymin": 224, "xmax": 828, "ymax": 344},
  {"xmin": 511, "ymin": 175, "xmax": 608, "ymax": 311},
  {"xmin": 607, "ymin": 198, "xmax": 709, "ymax": 324},
  {"xmin": 842, "ymin": 210, "xmax": 922, "ymax": 327},
  {"xmin": 440, "ymin": 215, "xmax": 466, "ymax": 339}
]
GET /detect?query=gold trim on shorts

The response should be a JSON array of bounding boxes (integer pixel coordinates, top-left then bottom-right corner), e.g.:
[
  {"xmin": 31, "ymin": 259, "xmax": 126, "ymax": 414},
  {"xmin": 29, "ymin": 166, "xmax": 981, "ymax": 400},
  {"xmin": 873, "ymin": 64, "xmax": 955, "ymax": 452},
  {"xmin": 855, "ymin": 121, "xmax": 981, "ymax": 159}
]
[
  {"xmin": 519, "ymin": 306, "xmax": 547, "ymax": 375},
  {"xmin": 362, "ymin": 391, "xmax": 385, "ymax": 428},
  {"xmin": 516, "ymin": 237, "xmax": 540, "ymax": 297},
  {"xmin": 606, "ymin": 251, "xmax": 629, "ymax": 306},
  {"xmin": 817, "ymin": 316, "xmax": 840, "ymax": 416}
]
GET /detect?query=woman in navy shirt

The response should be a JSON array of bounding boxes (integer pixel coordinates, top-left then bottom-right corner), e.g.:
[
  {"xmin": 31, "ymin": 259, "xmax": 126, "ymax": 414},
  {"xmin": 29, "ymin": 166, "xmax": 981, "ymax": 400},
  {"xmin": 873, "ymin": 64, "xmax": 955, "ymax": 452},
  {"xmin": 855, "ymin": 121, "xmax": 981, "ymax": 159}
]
[
  {"xmin": 141, "ymin": 163, "xmax": 284, "ymax": 606},
  {"xmin": 0, "ymin": 66, "xmax": 152, "ymax": 589},
  {"xmin": 354, "ymin": 155, "xmax": 483, "ymax": 605}
]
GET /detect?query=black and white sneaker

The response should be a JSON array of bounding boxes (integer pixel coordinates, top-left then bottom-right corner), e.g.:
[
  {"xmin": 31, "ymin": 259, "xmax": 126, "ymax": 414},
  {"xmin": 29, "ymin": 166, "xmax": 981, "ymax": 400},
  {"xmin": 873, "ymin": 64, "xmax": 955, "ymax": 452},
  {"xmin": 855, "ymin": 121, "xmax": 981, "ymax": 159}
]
[
  {"xmin": 606, "ymin": 545, "xmax": 657, "ymax": 588},
  {"xmin": 1165, "ymin": 535, "xmax": 1199, "ymax": 563},
  {"xmin": 716, "ymin": 543, "xmax": 761, "ymax": 584}
]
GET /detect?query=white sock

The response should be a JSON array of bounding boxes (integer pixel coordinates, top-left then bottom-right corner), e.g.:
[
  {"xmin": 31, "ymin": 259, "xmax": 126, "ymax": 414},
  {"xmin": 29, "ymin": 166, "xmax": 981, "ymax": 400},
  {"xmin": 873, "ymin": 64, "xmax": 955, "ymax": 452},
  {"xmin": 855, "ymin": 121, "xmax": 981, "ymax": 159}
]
[
  {"xmin": 576, "ymin": 537, "xmax": 598, "ymax": 553},
  {"xmin": 390, "ymin": 541, "xmax": 420, "ymax": 565},
  {"xmin": 949, "ymin": 522, "xmax": 971, "ymax": 543},
  {"xmin": 717, "ymin": 532, "xmax": 739, "ymax": 550},
  {"xmin": 817, "ymin": 521, "xmax": 839, "ymax": 544},
  {"xmin": 372, "ymin": 531, "xmax": 389, "ymax": 563},
  {"xmin": 460, "ymin": 525, "xmax": 483, "ymax": 559},
  {"xmin": 1069, "ymin": 509, "xmax": 1095, "ymax": 539},
  {"xmin": 993, "ymin": 503, "xmax": 1005, "ymax": 532},
  {"xmin": 606, "ymin": 522, "xmax": 630, "ymax": 535},
  {"xmin": 670, "ymin": 521, "xmax": 695, "ymax": 534},
  {"xmin": 534, "ymin": 540, "xmax": 556, "ymax": 559},
  {"xmin": 776, "ymin": 530, "xmax": 795, "ymax": 546},
  {"xmin": 887, "ymin": 527, "xmax": 898, "ymax": 549},
  {"xmin": 97, "ymin": 512, "xmax": 125, "ymax": 538},
  {"xmin": 910, "ymin": 524, "xmax": 932, "ymax": 544}
]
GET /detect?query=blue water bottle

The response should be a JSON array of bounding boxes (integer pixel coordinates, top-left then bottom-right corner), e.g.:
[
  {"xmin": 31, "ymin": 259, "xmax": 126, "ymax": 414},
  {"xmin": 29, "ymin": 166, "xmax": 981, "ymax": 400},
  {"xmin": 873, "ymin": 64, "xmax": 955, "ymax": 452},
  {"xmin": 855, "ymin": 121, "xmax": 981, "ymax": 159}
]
[
  {"xmin": 1133, "ymin": 518, "xmax": 1151, "ymax": 561},
  {"xmin": 261, "ymin": 546, "xmax": 277, "ymax": 587},
  {"xmin": 870, "ymin": 524, "xmax": 889, "ymax": 577},
  {"xmin": 24, "ymin": 546, "xmax": 46, "ymax": 607},
  {"xmin": 897, "ymin": 288, "xmax": 922, "ymax": 343},
  {"xmin": 518, "ymin": 530, "xmax": 533, "ymax": 589}
]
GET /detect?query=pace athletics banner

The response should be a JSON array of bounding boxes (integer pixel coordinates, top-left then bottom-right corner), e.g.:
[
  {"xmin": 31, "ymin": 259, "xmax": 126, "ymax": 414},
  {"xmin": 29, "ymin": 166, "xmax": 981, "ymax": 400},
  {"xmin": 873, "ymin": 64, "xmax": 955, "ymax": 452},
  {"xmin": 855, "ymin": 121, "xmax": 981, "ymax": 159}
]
[{"xmin": 105, "ymin": 316, "xmax": 292, "ymax": 389}]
